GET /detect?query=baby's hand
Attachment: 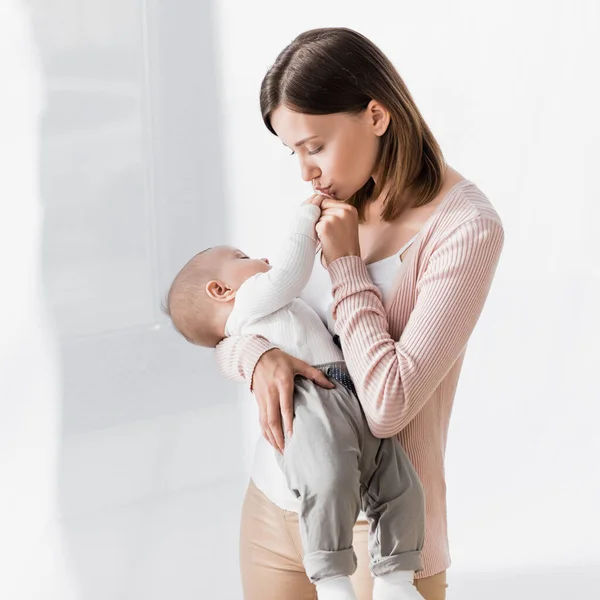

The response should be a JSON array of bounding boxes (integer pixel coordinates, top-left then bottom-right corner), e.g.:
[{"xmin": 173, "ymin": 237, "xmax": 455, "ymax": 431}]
[{"xmin": 302, "ymin": 193, "xmax": 325, "ymax": 208}]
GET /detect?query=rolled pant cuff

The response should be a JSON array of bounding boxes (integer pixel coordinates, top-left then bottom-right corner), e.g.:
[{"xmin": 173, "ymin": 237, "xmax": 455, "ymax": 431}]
[
  {"xmin": 371, "ymin": 551, "xmax": 423, "ymax": 577},
  {"xmin": 303, "ymin": 548, "xmax": 358, "ymax": 583}
]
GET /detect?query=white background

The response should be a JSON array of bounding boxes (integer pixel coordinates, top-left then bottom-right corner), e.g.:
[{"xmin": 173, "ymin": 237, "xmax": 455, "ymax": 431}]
[{"xmin": 1, "ymin": 0, "xmax": 598, "ymax": 598}]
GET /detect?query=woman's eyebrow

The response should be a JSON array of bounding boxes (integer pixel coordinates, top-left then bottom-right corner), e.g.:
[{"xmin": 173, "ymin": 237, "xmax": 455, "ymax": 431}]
[
  {"xmin": 294, "ymin": 135, "xmax": 318, "ymax": 148},
  {"xmin": 282, "ymin": 135, "xmax": 319, "ymax": 149}
]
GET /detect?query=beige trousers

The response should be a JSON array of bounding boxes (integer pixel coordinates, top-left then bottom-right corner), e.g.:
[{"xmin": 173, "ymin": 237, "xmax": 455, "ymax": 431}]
[{"xmin": 240, "ymin": 480, "xmax": 448, "ymax": 600}]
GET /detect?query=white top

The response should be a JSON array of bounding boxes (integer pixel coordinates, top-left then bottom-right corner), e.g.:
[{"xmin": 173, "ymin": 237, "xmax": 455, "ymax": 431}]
[
  {"xmin": 302, "ymin": 237, "xmax": 416, "ymax": 337},
  {"xmin": 249, "ymin": 209, "xmax": 416, "ymax": 512}
]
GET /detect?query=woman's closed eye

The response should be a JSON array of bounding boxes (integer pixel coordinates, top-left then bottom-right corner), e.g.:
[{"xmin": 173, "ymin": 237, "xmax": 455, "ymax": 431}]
[{"xmin": 289, "ymin": 146, "xmax": 323, "ymax": 157}]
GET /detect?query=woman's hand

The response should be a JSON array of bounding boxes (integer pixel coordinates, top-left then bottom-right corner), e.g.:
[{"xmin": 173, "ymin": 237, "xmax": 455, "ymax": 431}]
[
  {"xmin": 252, "ymin": 349, "xmax": 335, "ymax": 453},
  {"xmin": 316, "ymin": 199, "xmax": 361, "ymax": 266},
  {"xmin": 302, "ymin": 193, "xmax": 326, "ymax": 208}
]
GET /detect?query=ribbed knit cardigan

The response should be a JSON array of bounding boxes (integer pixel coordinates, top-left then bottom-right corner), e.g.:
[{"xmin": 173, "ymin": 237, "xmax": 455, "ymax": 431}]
[{"xmin": 215, "ymin": 180, "xmax": 504, "ymax": 578}]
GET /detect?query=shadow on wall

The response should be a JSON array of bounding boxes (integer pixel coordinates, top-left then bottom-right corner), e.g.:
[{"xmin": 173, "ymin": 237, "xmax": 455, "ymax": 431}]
[{"xmin": 29, "ymin": 0, "xmax": 245, "ymax": 598}]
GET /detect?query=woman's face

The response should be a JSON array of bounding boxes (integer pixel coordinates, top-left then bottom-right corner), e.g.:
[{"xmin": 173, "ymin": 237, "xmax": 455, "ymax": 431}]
[{"xmin": 270, "ymin": 104, "xmax": 386, "ymax": 201}]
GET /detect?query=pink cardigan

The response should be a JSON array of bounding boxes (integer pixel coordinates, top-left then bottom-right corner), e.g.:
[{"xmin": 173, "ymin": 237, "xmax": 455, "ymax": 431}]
[{"xmin": 214, "ymin": 180, "xmax": 504, "ymax": 578}]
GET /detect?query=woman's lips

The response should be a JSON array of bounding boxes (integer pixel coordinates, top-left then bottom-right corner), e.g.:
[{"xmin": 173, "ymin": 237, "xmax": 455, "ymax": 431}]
[{"xmin": 314, "ymin": 186, "xmax": 335, "ymax": 198}]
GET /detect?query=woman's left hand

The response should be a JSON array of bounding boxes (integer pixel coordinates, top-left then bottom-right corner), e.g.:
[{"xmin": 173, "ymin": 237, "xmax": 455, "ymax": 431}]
[{"xmin": 316, "ymin": 199, "xmax": 361, "ymax": 266}]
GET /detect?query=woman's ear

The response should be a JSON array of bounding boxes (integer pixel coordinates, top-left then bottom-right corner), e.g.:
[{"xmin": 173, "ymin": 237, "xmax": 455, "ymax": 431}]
[{"xmin": 367, "ymin": 99, "xmax": 391, "ymax": 137}]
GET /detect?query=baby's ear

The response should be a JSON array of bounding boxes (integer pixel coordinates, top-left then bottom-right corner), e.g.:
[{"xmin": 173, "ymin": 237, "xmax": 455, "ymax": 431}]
[{"xmin": 206, "ymin": 279, "xmax": 235, "ymax": 302}]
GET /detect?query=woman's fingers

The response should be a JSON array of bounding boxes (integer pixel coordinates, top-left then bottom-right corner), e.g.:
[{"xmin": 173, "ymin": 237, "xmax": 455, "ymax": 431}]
[
  {"xmin": 258, "ymin": 401, "xmax": 277, "ymax": 449},
  {"xmin": 295, "ymin": 360, "xmax": 335, "ymax": 389},
  {"xmin": 266, "ymin": 391, "xmax": 285, "ymax": 453},
  {"xmin": 278, "ymin": 378, "xmax": 295, "ymax": 441},
  {"xmin": 266, "ymin": 429, "xmax": 278, "ymax": 450},
  {"xmin": 264, "ymin": 421, "xmax": 280, "ymax": 452},
  {"xmin": 320, "ymin": 199, "xmax": 354, "ymax": 209},
  {"xmin": 262, "ymin": 425, "xmax": 276, "ymax": 449},
  {"xmin": 313, "ymin": 369, "xmax": 336, "ymax": 389},
  {"xmin": 303, "ymin": 193, "xmax": 325, "ymax": 207},
  {"xmin": 253, "ymin": 349, "xmax": 299, "ymax": 452}
]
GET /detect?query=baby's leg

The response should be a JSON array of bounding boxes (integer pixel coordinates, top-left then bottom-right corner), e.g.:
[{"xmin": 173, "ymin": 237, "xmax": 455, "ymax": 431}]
[
  {"xmin": 276, "ymin": 376, "xmax": 365, "ymax": 588},
  {"xmin": 360, "ymin": 436, "xmax": 426, "ymax": 599}
]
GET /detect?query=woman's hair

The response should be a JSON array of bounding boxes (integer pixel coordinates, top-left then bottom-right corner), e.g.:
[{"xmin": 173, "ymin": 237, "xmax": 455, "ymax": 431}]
[{"xmin": 260, "ymin": 27, "xmax": 445, "ymax": 222}]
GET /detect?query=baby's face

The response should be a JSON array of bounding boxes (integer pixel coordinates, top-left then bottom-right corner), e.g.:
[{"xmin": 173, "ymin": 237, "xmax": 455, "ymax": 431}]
[{"xmin": 215, "ymin": 246, "xmax": 271, "ymax": 291}]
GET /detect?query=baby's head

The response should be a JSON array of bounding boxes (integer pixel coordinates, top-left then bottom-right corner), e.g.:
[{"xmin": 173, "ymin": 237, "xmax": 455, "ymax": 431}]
[{"xmin": 164, "ymin": 245, "xmax": 270, "ymax": 347}]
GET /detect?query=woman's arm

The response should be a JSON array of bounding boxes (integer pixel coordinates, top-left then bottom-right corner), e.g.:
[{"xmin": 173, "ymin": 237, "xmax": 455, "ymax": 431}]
[{"xmin": 328, "ymin": 216, "xmax": 504, "ymax": 438}]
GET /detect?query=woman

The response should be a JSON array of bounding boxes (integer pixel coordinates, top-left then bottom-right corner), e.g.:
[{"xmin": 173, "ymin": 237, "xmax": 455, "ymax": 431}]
[{"xmin": 215, "ymin": 28, "xmax": 504, "ymax": 600}]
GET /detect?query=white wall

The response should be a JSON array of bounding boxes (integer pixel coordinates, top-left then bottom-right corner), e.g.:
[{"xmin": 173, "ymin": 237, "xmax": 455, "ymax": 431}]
[
  {"xmin": 213, "ymin": 0, "xmax": 600, "ymax": 595},
  {"xmin": 4, "ymin": 0, "xmax": 245, "ymax": 598},
  {"xmin": 0, "ymin": 2, "xmax": 76, "ymax": 598}
]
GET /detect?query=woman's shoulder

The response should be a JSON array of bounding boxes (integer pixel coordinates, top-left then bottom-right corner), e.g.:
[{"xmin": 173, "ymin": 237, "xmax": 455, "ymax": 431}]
[{"xmin": 426, "ymin": 179, "xmax": 504, "ymax": 246}]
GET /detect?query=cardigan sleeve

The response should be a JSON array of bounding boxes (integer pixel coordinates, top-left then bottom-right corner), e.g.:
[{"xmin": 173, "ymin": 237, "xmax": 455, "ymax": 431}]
[
  {"xmin": 214, "ymin": 334, "xmax": 279, "ymax": 393},
  {"xmin": 328, "ymin": 216, "xmax": 504, "ymax": 438}
]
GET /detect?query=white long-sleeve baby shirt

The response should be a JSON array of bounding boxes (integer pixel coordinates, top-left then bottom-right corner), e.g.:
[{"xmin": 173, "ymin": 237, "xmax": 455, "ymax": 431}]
[{"xmin": 224, "ymin": 204, "xmax": 343, "ymax": 366}]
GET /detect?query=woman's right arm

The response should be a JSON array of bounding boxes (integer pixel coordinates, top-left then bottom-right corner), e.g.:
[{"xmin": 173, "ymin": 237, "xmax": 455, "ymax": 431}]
[{"xmin": 214, "ymin": 334, "xmax": 334, "ymax": 452}]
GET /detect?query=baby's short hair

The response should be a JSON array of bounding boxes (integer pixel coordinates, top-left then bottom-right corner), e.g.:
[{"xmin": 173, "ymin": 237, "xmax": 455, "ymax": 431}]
[{"xmin": 163, "ymin": 247, "xmax": 224, "ymax": 347}]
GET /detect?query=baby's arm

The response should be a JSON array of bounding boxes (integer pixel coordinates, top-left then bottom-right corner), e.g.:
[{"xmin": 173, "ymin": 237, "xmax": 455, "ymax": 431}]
[{"xmin": 231, "ymin": 203, "xmax": 320, "ymax": 323}]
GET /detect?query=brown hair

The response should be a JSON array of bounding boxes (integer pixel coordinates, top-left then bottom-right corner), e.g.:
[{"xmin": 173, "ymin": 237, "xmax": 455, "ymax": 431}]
[{"xmin": 260, "ymin": 27, "xmax": 446, "ymax": 222}]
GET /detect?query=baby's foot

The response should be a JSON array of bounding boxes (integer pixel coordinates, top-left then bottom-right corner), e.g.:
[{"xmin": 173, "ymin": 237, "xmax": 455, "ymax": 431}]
[
  {"xmin": 373, "ymin": 570, "xmax": 424, "ymax": 600},
  {"xmin": 316, "ymin": 575, "xmax": 358, "ymax": 600}
]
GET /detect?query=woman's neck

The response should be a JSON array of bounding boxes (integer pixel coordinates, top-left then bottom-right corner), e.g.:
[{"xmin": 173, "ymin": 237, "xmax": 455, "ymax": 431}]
[{"xmin": 364, "ymin": 164, "xmax": 460, "ymax": 226}]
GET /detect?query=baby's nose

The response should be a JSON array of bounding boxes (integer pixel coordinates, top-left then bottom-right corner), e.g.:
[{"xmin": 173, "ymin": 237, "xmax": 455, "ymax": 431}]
[{"xmin": 261, "ymin": 257, "xmax": 270, "ymax": 265}]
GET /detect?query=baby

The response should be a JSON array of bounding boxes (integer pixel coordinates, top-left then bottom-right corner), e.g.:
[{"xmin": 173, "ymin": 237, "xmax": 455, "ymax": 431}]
[{"xmin": 165, "ymin": 196, "xmax": 425, "ymax": 600}]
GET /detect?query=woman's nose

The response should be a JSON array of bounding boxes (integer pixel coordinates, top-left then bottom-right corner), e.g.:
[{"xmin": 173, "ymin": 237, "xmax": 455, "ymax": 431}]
[{"xmin": 299, "ymin": 159, "xmax": 320, "ymax": 182}]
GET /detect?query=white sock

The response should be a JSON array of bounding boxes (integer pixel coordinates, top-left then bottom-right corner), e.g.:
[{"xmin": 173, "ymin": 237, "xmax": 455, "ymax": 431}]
[
  {"xmin": 316, "ymin": 575, "xmax": 358, "ymax": 600},
  {"xmin": 373, "ymin": 570, "xmax": 424, "ymax": 600}
]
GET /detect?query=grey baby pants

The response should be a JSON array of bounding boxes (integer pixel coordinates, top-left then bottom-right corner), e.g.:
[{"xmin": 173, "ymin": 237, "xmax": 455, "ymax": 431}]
[{"xmin": 276, "ymin": 361, "xmax": 425, "ymax": 584}]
